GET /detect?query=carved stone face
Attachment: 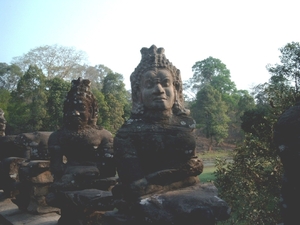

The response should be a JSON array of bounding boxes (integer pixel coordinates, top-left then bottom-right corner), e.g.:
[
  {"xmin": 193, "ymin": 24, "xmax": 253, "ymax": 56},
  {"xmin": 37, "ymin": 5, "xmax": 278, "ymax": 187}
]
[
  {"xmin": 140, "ymin": 69, "xmax": 175, "ymax": 111},
  {"xmin": 64, "ymin": 98, "xmax": 90, "ymax": 129}
]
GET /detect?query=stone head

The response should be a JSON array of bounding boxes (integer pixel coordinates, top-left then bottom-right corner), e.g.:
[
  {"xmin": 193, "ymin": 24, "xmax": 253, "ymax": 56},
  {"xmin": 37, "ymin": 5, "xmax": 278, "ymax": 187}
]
[
  {"xmin": 63, "ymin": 78, "xmax": 98, "ymax": 129},
  {"xmin": 130, "ymin": 45, "xmax": 189, "ymax": 117}
]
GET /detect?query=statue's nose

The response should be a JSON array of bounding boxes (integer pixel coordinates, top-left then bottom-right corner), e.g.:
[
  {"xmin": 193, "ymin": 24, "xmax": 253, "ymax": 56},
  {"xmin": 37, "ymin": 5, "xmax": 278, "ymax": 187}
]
[{"xmin": 153, "ymin": 83, "xmax": 164, "ymax": 94}]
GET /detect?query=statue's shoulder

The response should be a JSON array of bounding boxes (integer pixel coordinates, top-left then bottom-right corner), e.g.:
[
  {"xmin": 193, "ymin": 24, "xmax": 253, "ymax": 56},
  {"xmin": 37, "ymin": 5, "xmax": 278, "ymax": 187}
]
[
  {"xmin": 171, "ymin": 115, "xmax": 196, "ymax": 130},
  {"xmin": 95, "ymin": 126, "xmax": 113, "ymax": 140}
]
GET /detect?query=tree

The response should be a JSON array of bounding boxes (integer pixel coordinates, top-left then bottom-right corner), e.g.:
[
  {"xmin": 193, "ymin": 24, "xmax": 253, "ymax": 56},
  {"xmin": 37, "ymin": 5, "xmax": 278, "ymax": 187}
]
[
  {"xmin": 92, "ymin": 87, "xmax": 108, "ymax": 126},
  {"xmin": 11, "ymin": 44, "xmax": 88, "ymax": 80},
  {"xmin": 8, "ymin": 65, "xmax": 47, "ymax": 133},
  {"xmin": 267, "ymin": 42, "xmax": 300, "ymax": 95},
  {"xmin": 0, "ymin": 88, "xmax": 11, "ymax": 118},
  {"xmin": 214, "ymin": 42, "xmax": 300, "ymax": 224},
  {"xmin": 102, "ymin": 72, "xmax": 131, "ymax": 120},
  {"xmin": 228, "ymin": 90, "xmax": 256, "ymax": 142},
  {"xmin": 191, "ymin": 84, "xmax": 229, "ymax": 150},
  {"xmin": 44, "ymin": 77, "xmax": 71, "ymax": 130},
  {"xmin": 0, "ymin": 63, "xmax": 23, "ymax": 91},
  {"xmin": 101, "ymin": 93, "xmax": 124, "ymax": 134},
  {"xmin": 186, "ymin": 57, "xmax": 235, "ymax": 96}
]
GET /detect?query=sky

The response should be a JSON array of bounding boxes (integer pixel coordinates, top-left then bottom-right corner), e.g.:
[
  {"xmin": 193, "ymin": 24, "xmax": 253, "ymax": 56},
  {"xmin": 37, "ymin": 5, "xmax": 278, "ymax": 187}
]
[{"xmin": 1, "ymin": 0, "xmax": 300, "ymax": 91}]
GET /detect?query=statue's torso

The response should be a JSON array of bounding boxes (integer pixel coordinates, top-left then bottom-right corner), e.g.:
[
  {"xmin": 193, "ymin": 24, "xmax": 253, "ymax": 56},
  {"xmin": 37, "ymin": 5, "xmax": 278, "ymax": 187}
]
[
  {"xmin": 51, "ymin": 126, "xmax": 113, "ymax": 163},
  {"xmin": 114, "ymin": 115, "xmax": 196, "ymax": 176}
]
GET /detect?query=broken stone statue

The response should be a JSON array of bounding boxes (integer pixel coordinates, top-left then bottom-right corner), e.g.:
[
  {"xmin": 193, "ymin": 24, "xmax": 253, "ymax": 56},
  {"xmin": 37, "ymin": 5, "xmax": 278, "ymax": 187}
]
[{"xmin": 45, "ymin": 78, "xmax": 117, "ymax": 224}]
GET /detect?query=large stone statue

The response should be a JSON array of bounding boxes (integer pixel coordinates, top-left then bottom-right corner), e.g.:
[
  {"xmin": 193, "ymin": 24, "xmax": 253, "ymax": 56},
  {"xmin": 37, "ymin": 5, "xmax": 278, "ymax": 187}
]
[
  {"xmin": 113, "ymin": 45, "xmax": 202, "ymax": 199},
  {"xmin": 274, "ymin": 101, "xmax": 300, "ymax": 225},
  {"xmin": 104, "ymin": 45, "xmax": 230, "ymax": 225}
]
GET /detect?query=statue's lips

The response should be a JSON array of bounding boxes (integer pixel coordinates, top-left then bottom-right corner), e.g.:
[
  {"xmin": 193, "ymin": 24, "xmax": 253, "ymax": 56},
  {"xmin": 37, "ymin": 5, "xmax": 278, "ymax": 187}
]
[{"xmin": 153, "ymin": 97, "xmax": 167, "ymax": 101}]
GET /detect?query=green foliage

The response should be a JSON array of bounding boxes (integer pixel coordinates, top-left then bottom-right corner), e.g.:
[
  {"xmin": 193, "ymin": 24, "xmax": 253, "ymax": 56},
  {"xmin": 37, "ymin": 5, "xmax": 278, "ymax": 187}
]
[
  {"xmin": 0, "ymin": 63, "xmax": 23, "ymax": 91},
  {"xmin": 214, "ymin": 41, "xmax": 300, "ymax": 224},
  {"xmin": 215, "ymin": 135, "xmax": 283, "ymax": 224},
  {"xmin": 267, "ymin": 42, "xmax": 300, "ymax": 94},
  {"xmin": 8, "ymin": 65, "xmax": 47, "ymax": 133},
  {"xmin": 101, "ymin": 93, "xmax": 124, "ymax": 134},
  {"xmin": 188, "ymin": 56, "xmax": 235, "ymax": 95},
  {"xmin": 0, "ymin": 88, "xmax": 11, "ymax": 118},
  {"xmin": 192, "ymin": 85, "xmax": 230, "ymax": 149},
  {"xmin": 1, "ymin": 45, "xmax": 132, "ymax": 134},
  {"xmin": 102, "ymin": 72, "xmax": 131, "ymax": 121},
  {"xmin": 189, "ymin": 56, "xmax": 255, "ymax": 145},
  {"xmin": 44, "ymin": 77, "xmax": 71, "ymax": 130}
]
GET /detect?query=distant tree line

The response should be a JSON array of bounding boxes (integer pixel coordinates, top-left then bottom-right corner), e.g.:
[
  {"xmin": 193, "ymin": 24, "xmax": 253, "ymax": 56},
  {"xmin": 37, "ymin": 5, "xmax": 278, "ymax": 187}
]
[
  {"xmin": 185, "ymin": 56, "xmax": 256, "ymax": 150},
  {"xmin": 0, "ymin": 44, "xmax": 130, "ymax": 134}
]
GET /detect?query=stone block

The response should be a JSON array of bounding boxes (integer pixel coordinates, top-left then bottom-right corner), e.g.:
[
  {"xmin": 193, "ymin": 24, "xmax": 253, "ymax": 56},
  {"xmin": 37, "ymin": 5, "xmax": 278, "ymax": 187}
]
[{"xmin": 31, "ymin": 171, "xmax": 54, "ymax": 184}]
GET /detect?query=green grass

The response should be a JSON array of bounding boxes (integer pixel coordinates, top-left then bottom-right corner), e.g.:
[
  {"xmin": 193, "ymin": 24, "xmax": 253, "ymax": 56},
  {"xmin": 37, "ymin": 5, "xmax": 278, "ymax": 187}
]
[
  {"xmin": 199, "ymin": 165, "xmax": 216, "ymax": 183},
  {"xmin": 197, "ymin": 149, "xmax": 233, "ymax": 161},
  {"xmin": 198, "ymin": 150, "xmax": 233, "ymax": 183}
]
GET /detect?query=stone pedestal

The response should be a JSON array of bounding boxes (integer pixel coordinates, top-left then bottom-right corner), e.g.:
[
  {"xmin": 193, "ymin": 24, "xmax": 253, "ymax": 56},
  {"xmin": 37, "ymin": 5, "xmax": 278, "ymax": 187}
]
[
  {"xmin": 12, "ymin": 160, "xmax": 59, "ymax": 214},
  {"xmin": 0, "ymin": 157, "xmax": 26, "ymax": 197},
  {"xmin": 55, "ymin": 189, "xmax": 115, "ymax": 225},
  {"xmin": 103, "ymin": 183, "xmax": 230, "ymax": 225}
]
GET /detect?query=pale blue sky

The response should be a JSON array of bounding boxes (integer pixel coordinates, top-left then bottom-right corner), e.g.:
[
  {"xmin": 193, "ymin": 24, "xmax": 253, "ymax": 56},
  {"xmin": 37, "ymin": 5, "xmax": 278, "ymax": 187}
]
[{"xmin": 1, "ymin": 0, "xmax": 299, "ymax": 91}]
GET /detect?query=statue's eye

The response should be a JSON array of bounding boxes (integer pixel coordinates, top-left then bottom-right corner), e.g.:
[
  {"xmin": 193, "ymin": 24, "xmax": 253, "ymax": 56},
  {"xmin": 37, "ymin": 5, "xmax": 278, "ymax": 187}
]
[
  {"xmin": 161, "ymin": 79, "xmax": 171, "ymax": 87},
  {"xmin": 144, "ymin": 80, "xmax": 154, "ymax": 88}
]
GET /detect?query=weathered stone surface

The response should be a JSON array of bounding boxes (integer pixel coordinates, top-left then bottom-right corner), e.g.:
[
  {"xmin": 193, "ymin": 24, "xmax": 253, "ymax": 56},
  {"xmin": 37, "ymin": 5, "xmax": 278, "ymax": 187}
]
[
  {"xmin": 46, "ymin": 78, "xmax": 117, "ymax": 222},
  {"xmin": 26, "ymin": 195, "xmax": 59, "ymax": 214},
  {"xmin": 0, "ymin": 129, "xmax": 52, "ymax": 200},
  {"xmin": 274, "ymin": 101, "xmax": 300, "ymax": 224},
  {"xmin": 106, "ymin": 45, "xmax": 230, "ymax": 225},
  {"xmin": 104, "ymin": 183, "xmax": 230, "ymax": 225},
  {"xmin": 0, "ymin": 157, "xmax": 26, "ymax": 197},
  {"xmin": 30, "ymin": 171, "xmax": 53, "ymax": 184},
  {"xmin": 14, "ymin": 132, "xmax": 53, "ymax": 160},
  {"xmin": 0, "ymin": 190, "xmax": 60, "ymax": 225},
  {"xmin": 53, "ymin": 189, "xmax": 114, "ymax": 225},
  {"xmin": 12, "ymin": 160, "xmax": 58, "ymax": 213},
  {"xmin": 2, "ymin": 157, "xmax": 26, "ymax": 179},
  {"xmin": 32, "ymin": 185, "xmax": 50, "ymax": 196}
]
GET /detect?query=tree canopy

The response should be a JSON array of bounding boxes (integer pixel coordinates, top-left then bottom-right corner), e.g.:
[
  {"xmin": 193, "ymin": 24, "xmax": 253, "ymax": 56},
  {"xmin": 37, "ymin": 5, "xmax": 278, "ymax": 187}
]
[
  {"xmin": 0, "ymin": 44, "xmax": 131, "ymax": 134},
  {"xmin": 191, "ymin": 84, "xmax": 229, "ymax": 150},
  {"xmin": 215, "ymin": 41, "xmax": 300, "ymax": 224},
  {"xmin": 11, "ymin": 44, "xmax": 88, "ymax": 80}
]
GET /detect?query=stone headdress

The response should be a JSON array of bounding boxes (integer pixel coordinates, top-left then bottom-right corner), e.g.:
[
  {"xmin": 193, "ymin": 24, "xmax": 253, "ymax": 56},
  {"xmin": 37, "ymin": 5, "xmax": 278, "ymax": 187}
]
[
  {"xmin": 63, "ymin": 77, "xmax": 98, "ymax": 126},
  {"xmin": 130, "ymin": 45, "xmax": 189, "ymax": 116}
]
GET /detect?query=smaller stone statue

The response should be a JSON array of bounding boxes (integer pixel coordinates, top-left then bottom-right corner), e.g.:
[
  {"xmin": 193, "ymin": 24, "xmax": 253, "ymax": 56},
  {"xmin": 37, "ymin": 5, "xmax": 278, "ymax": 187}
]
[
  {"xmin": 46, "ymin": 78, "xmax": 117, "ymax": 224},
  {"xmin": 48, "ymin": 77, "xmax": 116, "ymax": 190}
]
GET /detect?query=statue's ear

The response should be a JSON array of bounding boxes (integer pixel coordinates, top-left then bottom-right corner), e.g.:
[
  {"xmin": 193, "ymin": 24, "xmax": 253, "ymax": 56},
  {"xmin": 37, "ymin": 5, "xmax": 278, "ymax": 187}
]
[{"xmin": 131, "ymin": 89, "xmax": 144, "ymax": 115}]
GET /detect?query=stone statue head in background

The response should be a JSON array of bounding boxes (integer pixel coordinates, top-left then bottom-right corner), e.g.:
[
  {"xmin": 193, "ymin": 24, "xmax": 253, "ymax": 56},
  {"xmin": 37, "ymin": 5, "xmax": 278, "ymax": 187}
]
[
  {"xmin": 130, "ymin": 45, "xmax": 189, "ymax": 118},
  {"xmin": 0, "ymin": 109, "xmax": 7, "ymax": 137},
  {"xmin": 63, "ymin": 78, "xmax": 98, "ymax": 130}
]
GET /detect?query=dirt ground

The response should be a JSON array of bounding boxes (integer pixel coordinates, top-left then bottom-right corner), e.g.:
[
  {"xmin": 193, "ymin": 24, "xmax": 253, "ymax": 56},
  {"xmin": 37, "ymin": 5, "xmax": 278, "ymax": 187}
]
[{"xmin": 193, "ymin": 129, "xmax": 236, "ymax": 153}]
